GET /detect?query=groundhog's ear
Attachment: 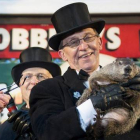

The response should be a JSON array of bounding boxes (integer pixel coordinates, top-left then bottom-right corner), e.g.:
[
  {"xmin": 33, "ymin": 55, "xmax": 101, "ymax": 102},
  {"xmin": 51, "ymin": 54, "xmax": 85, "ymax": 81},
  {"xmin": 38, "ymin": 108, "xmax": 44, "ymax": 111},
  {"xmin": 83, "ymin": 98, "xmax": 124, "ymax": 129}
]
[{"xmin": 113, "ymin": 60, "xmax": 117, "ymax": 63}]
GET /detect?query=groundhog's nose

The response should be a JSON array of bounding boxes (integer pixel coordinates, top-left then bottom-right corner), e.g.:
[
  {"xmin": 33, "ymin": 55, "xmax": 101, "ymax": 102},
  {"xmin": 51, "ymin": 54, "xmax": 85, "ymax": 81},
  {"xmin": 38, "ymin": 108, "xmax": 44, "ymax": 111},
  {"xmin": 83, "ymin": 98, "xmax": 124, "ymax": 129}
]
[{"xmin": 124, "ymin": 65, "xmax": 132, "ymax": 74}]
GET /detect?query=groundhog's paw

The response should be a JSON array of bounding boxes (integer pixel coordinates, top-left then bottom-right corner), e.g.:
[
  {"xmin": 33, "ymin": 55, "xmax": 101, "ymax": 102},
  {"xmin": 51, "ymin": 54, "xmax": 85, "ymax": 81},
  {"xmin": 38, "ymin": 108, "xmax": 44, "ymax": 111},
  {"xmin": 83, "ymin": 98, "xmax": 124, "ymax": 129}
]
[{"xmin": 86, "ymin": 110, "xmax": 104, "ymax": 139}]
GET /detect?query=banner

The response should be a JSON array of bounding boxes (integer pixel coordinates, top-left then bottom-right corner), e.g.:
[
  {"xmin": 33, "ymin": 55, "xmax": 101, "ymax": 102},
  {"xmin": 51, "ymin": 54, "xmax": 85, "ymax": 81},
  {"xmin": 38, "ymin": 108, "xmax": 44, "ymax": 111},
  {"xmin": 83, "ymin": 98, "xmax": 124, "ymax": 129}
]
[
  {"xmin": 0, "ymin": 24, "xmax": 140, "ymax": 58},
  {"xmin": 101, "ymin": 24, "xmax": 140, "ymax": 58}
]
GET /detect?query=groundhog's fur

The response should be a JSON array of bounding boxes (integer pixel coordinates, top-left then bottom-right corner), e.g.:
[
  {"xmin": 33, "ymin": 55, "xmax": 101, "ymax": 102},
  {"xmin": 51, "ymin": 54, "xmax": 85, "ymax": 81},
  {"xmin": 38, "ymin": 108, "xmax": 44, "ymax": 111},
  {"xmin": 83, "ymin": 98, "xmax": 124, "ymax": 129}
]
[{"xmin": 76, "ymin": 58, "xmax": 140, "ymax": 139}]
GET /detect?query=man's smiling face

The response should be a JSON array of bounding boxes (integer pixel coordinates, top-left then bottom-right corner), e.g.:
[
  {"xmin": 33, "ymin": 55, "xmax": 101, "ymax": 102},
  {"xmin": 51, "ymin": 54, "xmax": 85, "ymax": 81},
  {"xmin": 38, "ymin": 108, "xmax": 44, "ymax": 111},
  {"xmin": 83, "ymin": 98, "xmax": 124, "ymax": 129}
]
[{"xmin": 58, "ymin": 28, "xmax": 102, "ymax": 74}]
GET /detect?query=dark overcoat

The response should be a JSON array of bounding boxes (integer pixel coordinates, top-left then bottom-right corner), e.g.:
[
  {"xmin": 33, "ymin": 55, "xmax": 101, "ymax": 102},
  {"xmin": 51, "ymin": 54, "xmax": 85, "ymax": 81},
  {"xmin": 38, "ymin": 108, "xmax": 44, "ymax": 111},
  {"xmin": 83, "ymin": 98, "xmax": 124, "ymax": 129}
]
[
  {"xmin": 29, "ymin": 67, "xmax": 140, "ymax": 140},
  {"xmin": 0, "ymin": 120, "xmax": 33, "ymax": 140},
  {"xmin": 0, "ymin": 107, "xmax": 34, "ymax": 140}
]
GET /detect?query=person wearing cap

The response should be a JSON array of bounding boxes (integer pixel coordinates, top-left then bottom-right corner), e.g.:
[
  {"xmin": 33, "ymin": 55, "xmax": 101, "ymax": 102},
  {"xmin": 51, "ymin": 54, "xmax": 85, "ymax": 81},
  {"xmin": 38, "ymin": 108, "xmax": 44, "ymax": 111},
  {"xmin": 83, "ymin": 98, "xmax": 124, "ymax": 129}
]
[
  {"xmin": 29, "ymin": 3, "xmax": 140, "ymax": 140},
  {"xmin": 0, "ymin": 47, "xmax": 61, "ymax": 140}
]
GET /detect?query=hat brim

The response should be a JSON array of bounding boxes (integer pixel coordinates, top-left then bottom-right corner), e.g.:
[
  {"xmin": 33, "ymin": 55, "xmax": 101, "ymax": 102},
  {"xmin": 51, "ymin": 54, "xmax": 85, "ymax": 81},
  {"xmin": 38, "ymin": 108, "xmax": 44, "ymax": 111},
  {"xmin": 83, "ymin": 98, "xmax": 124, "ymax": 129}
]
[
  {"xmin": 49, "ymin": 19, "xmax": 105, "ymax": 51},
  {"xmin": 11, "ymin": 61, "xmax": 61, "ymax": 85}
]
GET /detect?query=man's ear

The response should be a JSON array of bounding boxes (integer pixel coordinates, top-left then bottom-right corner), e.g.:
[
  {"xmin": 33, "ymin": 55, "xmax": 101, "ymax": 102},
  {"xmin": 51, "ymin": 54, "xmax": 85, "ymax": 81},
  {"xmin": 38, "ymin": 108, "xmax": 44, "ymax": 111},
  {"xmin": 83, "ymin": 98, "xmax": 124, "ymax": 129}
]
[
  {"xmin": 19, "ymin": 82, "xmax": 21, "ymax": 86},
  {"xmin": 98, "ymin": 37, "xmax": 103, "ymax": 50},
  {"xmin": 58, "ymin": 50, "xmax": 68, "ymax": 61}
]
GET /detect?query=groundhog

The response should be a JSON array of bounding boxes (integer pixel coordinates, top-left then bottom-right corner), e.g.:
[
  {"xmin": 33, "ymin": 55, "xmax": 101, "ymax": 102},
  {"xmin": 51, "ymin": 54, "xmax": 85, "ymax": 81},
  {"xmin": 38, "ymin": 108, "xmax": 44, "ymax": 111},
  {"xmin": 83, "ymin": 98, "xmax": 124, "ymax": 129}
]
[{"xmin": 76, "ymin": 58, "xmax": 140, "ymax": 139}]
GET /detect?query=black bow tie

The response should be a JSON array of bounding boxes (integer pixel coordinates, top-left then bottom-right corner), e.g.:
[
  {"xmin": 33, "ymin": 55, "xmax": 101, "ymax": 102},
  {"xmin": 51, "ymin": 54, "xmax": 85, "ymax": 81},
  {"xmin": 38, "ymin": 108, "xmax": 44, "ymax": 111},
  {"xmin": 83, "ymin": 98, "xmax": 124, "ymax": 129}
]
[{"xmin": 78, "ymin": 69, "xmax": 89, "ymax": 81}]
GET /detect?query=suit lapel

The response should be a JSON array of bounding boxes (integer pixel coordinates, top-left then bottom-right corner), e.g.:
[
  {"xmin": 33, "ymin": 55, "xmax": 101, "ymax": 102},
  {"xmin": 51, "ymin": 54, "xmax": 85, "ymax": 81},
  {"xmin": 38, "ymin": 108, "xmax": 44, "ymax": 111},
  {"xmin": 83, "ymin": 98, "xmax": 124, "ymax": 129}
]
[{"xmin": 63, "ymin": 67, "xmax": 86, "ymax": 104}]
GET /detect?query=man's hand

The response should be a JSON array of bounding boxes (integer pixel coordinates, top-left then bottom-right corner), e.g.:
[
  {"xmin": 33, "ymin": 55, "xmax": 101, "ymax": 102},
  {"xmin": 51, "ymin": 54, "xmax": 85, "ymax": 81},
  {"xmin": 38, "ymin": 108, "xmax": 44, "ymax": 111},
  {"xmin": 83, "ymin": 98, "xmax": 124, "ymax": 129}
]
[
  {"xmin": 90, "ymin": 84, "xmax": 131, "ymax": 111},
  {"xmin": 122, "ymin": 74, "xmax": 140, "ymax": 91},
  {"xmin": 0, "ymin": 91, "xmax": 11, "ymax": 113},
  {"xmin": 8, "ymin": 110, "xmax": 33, "ymax": 139}
]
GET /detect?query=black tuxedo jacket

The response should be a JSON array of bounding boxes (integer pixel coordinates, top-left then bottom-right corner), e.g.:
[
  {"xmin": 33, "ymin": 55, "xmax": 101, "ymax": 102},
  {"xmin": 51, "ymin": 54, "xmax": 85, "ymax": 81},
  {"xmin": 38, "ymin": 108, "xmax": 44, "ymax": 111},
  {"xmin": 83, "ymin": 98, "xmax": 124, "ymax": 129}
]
[
  {"xmin": 30, "ymin": 67, "xmax": 87, "ymax": 140},
  {"xmin": 29, "ymin": 67, "xmax": 140, "ymax": 140}
]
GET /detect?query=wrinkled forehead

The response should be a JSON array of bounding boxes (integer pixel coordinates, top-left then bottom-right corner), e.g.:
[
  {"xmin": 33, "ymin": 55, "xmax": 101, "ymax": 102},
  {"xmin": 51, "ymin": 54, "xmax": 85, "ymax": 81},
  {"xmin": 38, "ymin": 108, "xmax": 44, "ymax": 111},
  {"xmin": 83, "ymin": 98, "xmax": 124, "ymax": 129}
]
[
  {"xmin": 63, "ymin": 28, "xmax": 96, "ymax": 41},
  {"xmin": 22, "ymin": 67, "xmax": 51, "ymax": 75},
  {"xmin": 58, "ymin": 28, "xmax": 98, "ymax": 50}
]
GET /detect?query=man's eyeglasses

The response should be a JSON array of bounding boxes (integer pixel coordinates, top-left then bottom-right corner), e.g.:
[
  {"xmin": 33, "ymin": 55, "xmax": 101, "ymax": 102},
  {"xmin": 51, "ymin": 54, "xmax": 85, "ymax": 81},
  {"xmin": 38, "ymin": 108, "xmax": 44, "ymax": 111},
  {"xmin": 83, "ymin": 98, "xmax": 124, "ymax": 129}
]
[
  {"xmin": 62, "ymin": 34, "xmax": 98, "ymax": 49},
  {"xmin": 21, "ymin": 73, "xmax": 49, "ymax": 83},
  {"xmin": 0, "ymin": 73, "xmax": 48, "ymax": 93}
]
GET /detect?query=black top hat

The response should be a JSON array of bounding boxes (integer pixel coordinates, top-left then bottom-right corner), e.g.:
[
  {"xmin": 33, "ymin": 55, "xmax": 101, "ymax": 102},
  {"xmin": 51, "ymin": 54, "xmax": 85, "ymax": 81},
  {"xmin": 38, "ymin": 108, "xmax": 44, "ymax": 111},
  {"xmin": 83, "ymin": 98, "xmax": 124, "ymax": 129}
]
[
  {"xmin": 49, "ymin": 2, "xmax": 105, "ymax": 51},
  {"xmin": 11, "ymin": 47, "xmax": 61, "ymax": 85}
]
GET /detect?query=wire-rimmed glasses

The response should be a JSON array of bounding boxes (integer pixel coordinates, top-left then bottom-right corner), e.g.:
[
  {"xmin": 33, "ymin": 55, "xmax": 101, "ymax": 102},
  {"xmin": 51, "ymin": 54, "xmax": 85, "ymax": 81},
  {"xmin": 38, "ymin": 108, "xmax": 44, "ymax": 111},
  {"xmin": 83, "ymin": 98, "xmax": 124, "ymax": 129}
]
[{"xmin": 62, "ymin": 34, "xmax": 99, "ymax": 49}]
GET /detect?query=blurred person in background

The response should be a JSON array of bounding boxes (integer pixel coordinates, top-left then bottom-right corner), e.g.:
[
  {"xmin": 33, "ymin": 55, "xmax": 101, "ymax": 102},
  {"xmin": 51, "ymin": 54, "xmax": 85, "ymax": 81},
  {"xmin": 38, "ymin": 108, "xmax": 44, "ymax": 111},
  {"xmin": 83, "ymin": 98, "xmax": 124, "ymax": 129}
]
[{"xmin": 0, "ymin": 47, "xmax": 61, "ymax": 140}]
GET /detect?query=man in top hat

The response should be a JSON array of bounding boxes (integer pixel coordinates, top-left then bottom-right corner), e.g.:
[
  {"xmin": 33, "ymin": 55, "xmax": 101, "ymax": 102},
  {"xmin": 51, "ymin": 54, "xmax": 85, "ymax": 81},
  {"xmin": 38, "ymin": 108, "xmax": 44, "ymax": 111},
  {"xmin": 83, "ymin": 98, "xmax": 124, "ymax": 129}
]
[
  {"xmin": 29, "ymin": 2, "xmax": 140, "ymax": 140},
  {"xmin": 0, "ymin": 47, "xmax": 61, "ymax": 140}
]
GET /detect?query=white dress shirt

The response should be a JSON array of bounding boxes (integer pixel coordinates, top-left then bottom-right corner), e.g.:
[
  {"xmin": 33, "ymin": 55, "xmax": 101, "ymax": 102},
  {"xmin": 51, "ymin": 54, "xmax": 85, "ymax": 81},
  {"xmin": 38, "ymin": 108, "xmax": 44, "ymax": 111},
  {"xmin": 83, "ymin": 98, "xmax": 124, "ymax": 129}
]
[{"xmin": 76, "ymin": 67, "xmax": 100, "ymax": 131}]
